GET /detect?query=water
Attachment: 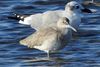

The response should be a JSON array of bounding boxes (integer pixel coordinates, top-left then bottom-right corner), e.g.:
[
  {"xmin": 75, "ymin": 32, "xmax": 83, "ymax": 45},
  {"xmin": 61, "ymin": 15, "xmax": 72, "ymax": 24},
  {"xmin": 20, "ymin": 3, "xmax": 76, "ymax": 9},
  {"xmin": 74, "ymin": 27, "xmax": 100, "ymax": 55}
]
[{"xmin": 0, "ymin": 0, "xmax": 100, "ymax": 67}]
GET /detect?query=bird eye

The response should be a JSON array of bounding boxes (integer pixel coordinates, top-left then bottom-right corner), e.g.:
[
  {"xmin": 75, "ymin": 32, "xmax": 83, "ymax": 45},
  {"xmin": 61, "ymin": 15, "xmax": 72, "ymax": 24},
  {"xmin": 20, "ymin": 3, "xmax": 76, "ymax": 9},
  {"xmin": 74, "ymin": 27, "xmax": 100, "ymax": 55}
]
[
  {"xmin": 75, "ymin": 5, "xmax": 79, "ymax": 9},
  {"xmin": 63, "ymin": 18, "xmax": 70, "ymax": 24},
  {"xmin": 63, "ymin": 20, "xmax": 67, "ymax": 24},
  {"xmin": 66, "ymin": 18, "xmax": 70, "ymax": 24}
]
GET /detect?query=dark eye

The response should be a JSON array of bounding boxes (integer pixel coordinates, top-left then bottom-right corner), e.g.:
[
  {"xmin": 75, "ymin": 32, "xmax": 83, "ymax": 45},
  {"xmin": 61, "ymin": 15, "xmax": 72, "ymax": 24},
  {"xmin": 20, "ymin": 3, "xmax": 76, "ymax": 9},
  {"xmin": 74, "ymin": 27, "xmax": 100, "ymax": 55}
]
[
  {"xmin": 76, "ymin": 5, "xmax": 79, "ymax": 9},
  {"xmin": 63, "ymin": 18, "xmax": 70, "ymax": 24},
  {"xmin": 65, "ymin": 18, "xmax": 70, "ymax": 24}
]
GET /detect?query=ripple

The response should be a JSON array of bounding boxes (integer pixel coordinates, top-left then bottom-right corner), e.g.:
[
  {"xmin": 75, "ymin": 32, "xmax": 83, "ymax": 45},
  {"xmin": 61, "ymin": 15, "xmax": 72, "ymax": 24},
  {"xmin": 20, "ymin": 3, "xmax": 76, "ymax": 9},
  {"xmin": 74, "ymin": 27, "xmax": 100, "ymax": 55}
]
[
  {"xmin": 0, "ymin": 0, "xmax": 100, "ymax": 67},
  {"xmin": 33, "ymin": 0, "xmax": 67, "ymax": 5}
]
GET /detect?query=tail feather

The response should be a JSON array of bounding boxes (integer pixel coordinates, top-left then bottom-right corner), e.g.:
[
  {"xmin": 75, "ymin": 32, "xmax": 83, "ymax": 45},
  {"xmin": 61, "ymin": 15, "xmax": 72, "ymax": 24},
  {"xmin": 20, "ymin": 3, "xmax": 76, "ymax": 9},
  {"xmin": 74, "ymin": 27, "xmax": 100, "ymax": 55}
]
[
  {"xmin": 14, "ymin": 13, "xmax": 25, "ymax": 21},
  {"xmin": 8, "ymin": 13, "xmax": 28, "ymax": 21}
]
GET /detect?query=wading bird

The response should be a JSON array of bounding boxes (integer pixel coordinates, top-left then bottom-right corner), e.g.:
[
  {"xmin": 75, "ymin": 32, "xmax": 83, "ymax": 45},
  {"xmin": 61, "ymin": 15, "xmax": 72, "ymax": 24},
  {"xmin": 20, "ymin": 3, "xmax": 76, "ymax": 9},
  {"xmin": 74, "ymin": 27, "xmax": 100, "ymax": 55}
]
[{"xmin": 20, "ymin": 17, "xmax": 77, "ymax": 57}]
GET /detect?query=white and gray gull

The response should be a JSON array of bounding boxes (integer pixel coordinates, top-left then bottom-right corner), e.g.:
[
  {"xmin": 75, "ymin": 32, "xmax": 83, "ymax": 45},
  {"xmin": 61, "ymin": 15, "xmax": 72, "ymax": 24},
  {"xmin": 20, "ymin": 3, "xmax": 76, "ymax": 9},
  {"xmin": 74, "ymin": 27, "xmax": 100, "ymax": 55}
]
[
  {"xmin": 9, "ymin": 1, "xmax": 93, "ymax": 30},
  {"xmin": 20, "ymin": 17, "xmax": 77, "ymax": 57}
]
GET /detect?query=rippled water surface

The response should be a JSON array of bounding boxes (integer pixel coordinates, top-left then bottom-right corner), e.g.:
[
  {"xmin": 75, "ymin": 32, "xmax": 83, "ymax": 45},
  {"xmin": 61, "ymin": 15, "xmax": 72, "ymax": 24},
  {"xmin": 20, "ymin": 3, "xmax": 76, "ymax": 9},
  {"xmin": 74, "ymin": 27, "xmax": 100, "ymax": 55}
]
[{"xmin": 0, "ymin": 0, "xmax": 100, "ymax": 67}]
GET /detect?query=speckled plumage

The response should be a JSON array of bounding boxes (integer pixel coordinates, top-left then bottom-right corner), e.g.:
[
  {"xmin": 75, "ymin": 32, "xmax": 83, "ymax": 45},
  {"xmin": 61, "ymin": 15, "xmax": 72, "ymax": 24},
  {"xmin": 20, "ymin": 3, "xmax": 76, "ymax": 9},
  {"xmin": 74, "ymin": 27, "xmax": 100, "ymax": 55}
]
[{"xmin": 20, "ymin": 17, "xmax": 75, "ymax": 57}]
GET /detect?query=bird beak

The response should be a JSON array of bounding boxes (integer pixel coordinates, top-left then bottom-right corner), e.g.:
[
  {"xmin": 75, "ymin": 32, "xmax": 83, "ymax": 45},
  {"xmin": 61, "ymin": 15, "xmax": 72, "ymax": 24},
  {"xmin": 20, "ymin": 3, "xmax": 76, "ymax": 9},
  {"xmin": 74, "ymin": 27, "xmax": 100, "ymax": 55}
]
[
  {"xmin": 81, "ymin": 8, "xmax": 92, "ymax": 13},
  {"xmin": 66, "ymin": 25, "xmax": 77, "ymax": 32}
]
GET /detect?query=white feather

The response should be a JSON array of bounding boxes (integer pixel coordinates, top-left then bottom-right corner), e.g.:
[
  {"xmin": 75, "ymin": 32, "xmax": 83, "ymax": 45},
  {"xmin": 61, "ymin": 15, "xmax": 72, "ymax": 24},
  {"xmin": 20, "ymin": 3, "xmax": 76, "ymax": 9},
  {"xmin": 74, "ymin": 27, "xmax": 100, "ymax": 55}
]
[{"xmin": 18, "ymin": 1, "xmax": 98, "ymax": 30}]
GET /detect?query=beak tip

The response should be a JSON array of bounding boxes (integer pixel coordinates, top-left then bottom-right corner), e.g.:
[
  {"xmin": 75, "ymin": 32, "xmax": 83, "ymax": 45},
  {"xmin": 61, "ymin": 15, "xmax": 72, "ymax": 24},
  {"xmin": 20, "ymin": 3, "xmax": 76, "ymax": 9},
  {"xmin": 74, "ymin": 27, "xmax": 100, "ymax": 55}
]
[
  {"xmin": 82, "ymin": 8, "xmax": 92, "ymax": 13},
  {"xmin": 74, "ymin": 30, "xmax": 77, "ymax": 32},
  {"xmin": 66, "ymin": 25, "xmax": 77, "ymax": 32}
]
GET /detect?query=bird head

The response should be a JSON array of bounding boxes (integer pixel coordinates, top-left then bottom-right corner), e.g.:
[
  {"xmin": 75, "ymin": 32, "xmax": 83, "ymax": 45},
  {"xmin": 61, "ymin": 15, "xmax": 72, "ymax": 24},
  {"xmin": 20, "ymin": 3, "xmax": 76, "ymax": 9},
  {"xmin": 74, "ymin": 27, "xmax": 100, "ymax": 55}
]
[{"xmin": 65, "ymin": 1, "xmax": 90, "ymax": 13}]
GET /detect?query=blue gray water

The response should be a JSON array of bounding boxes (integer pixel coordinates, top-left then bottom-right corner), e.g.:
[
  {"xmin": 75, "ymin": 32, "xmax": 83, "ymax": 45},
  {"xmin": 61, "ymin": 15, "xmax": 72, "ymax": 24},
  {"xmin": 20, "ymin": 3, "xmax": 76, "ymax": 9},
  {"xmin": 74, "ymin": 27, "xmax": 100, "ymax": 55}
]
[{"xmin": 0, "ymin": 0, "xmax": 100, "ymax": 67}]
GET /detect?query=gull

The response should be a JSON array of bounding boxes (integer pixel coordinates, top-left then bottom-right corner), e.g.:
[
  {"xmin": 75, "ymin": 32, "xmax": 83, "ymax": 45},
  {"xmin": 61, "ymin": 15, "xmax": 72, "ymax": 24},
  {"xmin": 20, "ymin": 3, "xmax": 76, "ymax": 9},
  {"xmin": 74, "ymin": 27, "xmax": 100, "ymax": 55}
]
[
  {"xmin": 8, "ymin": 1, "xmax": 92, "ymax": 31},
  {"xmin": 20, "ymin": 17, "xmax": 77, "ymax": 57}
]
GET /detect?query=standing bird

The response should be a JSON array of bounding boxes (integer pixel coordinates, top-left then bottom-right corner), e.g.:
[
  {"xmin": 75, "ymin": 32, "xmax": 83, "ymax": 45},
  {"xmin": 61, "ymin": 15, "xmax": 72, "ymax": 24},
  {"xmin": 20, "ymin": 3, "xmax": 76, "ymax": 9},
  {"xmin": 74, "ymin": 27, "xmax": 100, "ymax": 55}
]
[
  {"xmin": 8, "ymin": 1, "xmax": 92, "ymax": 31},
  {"xmin": 20, "ymin": 17, "xmax": 77, "ymax": 57}
]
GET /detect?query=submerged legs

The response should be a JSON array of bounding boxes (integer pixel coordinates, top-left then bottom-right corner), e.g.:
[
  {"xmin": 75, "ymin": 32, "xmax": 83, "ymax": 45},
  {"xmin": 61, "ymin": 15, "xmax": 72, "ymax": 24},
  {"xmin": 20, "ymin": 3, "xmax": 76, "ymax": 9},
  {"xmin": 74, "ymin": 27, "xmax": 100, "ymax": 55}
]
[
  {"xmin": 46, "ymin": 51, "xmax": 50, "ymax": 58},
  {"xmin": 47, "ymin": 53, "xmax": 49, "ymax": 58}
]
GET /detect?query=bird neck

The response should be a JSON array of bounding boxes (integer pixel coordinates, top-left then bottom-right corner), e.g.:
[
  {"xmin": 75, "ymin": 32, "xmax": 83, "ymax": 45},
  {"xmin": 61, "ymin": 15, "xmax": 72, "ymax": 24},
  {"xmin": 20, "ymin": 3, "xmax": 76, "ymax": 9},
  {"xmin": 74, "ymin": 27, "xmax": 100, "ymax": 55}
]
[
  {"xmin": 64, "ymin": 9, "xmax": 80, "ymax": 17},
  {"xmin": 57, "ymin": 27, "xmax": 71, "ymax": 35}
]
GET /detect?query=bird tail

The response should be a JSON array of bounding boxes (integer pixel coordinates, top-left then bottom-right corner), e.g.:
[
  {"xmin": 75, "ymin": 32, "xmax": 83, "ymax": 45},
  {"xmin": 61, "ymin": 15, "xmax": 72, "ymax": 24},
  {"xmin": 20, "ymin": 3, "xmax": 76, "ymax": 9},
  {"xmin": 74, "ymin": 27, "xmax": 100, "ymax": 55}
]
[{"xmin": 8, "ymin": 13, "xmax": 27, "ymax": 21}]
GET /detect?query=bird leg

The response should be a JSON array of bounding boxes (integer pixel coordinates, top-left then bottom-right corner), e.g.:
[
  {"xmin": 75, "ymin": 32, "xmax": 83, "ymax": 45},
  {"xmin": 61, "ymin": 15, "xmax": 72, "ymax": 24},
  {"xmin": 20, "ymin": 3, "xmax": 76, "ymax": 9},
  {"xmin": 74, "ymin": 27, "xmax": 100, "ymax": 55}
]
[{"xmin": 47, "ymin": 51, "xmax": 50, "ymax": 58}]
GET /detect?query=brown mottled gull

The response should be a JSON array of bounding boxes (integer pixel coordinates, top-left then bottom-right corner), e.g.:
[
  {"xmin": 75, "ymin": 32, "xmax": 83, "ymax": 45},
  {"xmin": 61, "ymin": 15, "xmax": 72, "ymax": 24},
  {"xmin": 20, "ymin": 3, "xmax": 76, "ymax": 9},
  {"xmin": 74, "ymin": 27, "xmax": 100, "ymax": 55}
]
[{"xmin": 20, "ymin": 17, "xmax": 76, "ymax": 57}]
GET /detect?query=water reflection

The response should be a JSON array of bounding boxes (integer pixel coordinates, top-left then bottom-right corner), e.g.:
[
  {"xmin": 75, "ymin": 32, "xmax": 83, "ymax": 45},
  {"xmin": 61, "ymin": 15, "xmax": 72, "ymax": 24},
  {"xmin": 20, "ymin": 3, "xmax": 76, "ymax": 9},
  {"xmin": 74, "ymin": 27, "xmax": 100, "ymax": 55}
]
[{"xmin": 18, "ymin": 53, "xmax": 69, "ymax": 67}]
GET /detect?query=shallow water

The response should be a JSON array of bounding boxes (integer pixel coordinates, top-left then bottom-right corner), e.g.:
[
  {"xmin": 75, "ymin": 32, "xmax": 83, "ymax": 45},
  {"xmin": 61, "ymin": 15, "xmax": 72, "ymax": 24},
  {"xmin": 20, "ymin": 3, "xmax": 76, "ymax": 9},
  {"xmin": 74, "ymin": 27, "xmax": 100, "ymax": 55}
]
[{"xmin": 0, "ymin": 0, "xmax": 100, "ymax": 67}]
